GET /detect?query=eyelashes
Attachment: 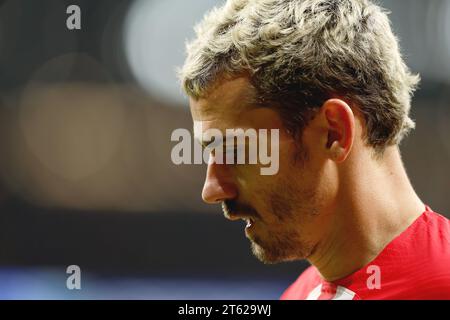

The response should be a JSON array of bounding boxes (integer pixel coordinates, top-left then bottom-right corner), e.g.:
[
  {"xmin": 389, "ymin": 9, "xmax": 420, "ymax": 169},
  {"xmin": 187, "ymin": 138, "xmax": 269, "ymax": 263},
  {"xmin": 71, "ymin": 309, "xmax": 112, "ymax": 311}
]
[{"xmin": 207, "ymin": 144, "xmax": 246, "ymax": 165}]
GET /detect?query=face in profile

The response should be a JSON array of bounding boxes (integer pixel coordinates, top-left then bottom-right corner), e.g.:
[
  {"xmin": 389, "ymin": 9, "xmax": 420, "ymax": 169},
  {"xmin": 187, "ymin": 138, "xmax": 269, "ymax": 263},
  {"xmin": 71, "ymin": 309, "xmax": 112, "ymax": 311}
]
[{"xmin": 190, "ymin": 77, "xmax": 336, "ymax": 264}]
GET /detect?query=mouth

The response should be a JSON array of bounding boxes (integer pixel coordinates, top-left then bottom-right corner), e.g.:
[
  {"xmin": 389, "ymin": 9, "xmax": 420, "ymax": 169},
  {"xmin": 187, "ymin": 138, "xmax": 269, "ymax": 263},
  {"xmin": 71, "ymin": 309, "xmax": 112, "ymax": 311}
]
[
  {"xmin": 245, "ymin": 217, "xmax": 254, "ymax": 229},
  {"xmin": 222, "ymin": 202, "xmax": 258, "ymax": 230},
  {"xmin": 224, "ymin": 213, "xmax": 255, "ymax": 229}
]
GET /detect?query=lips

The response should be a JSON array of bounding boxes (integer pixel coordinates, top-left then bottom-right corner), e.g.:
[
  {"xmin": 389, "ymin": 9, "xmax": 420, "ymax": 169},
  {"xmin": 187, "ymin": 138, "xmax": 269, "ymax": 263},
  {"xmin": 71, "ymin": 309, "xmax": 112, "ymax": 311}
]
[
  {"xmin": 224, "ymin": 213, "xmax": 255, "ymax": 230},
  {"xmin": 223, "ymin": 209, "xmax": 254, "ymax": 223},
  {"xmin": 224, "ymin": 212, "xmax": 253, "ymax": 223},
  {"xmin": 222, "ymin": 201, "xmax": 258, "ymax": 229}
]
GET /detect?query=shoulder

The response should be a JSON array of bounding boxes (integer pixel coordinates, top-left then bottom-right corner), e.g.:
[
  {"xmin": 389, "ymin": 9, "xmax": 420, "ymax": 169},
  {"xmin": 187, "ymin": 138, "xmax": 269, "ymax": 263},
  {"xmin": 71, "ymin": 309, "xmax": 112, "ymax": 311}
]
[
  {"xmin": 409, "ymin": 209, "xmax": 450, "ymax": 299},
  {"xmin": 357, "ymin": 209, "xmax": 450, "ymax": 299},
  {"xmin": 389, "ymin": 208, "xmax": 450, "ymax": 256},
  {"xmin": 414, "ymin": 209, "xmax": 450, "ymax": 253}
]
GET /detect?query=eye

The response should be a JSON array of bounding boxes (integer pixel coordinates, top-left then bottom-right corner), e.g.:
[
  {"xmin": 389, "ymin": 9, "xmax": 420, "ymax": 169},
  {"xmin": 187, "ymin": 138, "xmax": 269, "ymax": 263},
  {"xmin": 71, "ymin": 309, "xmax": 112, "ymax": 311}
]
[{"xmin": 225, "ymin": 144, "xmax": 246, "ymax": 165}]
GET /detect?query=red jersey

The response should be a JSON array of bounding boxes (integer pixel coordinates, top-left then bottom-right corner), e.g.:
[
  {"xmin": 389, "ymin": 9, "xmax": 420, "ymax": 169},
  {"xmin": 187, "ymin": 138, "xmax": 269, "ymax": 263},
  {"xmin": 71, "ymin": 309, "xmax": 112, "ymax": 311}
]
[{"xmin": 281, "ymin": 206, "xmax": 450, "ymax": 300}]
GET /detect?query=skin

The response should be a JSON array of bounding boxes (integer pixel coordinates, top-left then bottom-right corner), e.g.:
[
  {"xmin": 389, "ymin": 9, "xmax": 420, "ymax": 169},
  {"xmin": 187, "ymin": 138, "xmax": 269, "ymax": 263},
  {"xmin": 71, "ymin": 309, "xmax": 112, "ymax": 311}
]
[{"xmin": 190, "ymin": 77, "xmax": 425, "ymax": 281}]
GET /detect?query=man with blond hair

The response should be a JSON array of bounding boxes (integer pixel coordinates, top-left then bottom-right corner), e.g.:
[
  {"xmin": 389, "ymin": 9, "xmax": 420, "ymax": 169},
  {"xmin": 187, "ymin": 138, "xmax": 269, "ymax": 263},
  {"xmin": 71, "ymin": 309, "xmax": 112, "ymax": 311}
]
[{"xmin": 179, "ymin": 0, "xmax": 450, "ymax": 299}]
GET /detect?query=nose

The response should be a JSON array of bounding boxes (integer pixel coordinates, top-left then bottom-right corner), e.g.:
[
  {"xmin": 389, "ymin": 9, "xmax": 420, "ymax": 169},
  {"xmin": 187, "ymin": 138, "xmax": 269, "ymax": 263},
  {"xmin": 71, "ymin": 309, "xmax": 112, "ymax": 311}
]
[{"xmin": 202, "ymin": 159, "xmax": 237, "ymax": 204}]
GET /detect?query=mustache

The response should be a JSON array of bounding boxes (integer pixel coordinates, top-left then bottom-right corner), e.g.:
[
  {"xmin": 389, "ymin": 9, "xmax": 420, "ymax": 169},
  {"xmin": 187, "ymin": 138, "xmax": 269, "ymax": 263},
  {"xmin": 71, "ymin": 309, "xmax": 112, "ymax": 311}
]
[{"xmin": 222, "ymin": 200, "xmax": 261, "ymax": 219}]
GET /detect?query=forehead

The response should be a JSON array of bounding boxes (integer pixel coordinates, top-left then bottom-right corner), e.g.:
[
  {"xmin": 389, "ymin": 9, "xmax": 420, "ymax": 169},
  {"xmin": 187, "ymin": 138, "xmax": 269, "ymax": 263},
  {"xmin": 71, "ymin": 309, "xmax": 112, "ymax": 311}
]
[
  {"xmin": 189, "ymin": 78, "xmax": 289, "ymax": 145},
  {"xmin": 189, "ymin": 77, "xmax": 257, "ymax": 122}
]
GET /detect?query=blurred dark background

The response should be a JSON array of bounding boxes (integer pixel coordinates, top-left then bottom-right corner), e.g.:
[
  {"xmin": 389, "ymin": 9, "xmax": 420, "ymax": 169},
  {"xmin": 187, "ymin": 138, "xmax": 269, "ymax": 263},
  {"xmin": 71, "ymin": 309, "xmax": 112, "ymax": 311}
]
[{"xmin": 0, "ymin": 0, "xmax": 449, "ymax": 299}]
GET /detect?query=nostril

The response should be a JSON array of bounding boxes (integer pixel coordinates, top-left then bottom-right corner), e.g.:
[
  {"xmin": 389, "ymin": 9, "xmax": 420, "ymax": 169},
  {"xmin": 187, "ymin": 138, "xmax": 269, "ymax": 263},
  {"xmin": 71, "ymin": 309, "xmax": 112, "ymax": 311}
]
[
  {"xmin": 202, "ymin": 181, "xmax": 237, "ymax": 204},
  {"xmin": 202, "ymin": 195, "xmax": 222, "ymax": 204},
  {"xmin": 202, "ymin": 191, "xmax": 223, "ymax": 204}
]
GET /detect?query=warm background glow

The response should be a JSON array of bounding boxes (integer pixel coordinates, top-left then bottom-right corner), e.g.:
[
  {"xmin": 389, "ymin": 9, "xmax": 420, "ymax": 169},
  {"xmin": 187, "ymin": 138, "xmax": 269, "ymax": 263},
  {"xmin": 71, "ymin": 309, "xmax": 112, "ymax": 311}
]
[{"xmin": 0, "ymin": 0, "xmax": 449, "ymax": 299}]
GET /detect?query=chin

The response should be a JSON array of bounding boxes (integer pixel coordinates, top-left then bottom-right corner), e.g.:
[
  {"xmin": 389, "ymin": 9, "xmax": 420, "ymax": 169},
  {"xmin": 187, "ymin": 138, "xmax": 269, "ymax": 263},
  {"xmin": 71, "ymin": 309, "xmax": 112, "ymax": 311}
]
[{"xmin": 250, "ymin": 241, "xmax": 301, "ymax": 265}]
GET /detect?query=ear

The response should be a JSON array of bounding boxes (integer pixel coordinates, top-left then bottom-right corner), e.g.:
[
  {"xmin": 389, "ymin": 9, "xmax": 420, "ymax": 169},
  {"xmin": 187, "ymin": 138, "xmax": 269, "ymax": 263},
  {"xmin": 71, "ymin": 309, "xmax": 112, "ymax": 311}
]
[{"xmin": 322, "ymin": 99, "xmax": 355, "ymax": 163}]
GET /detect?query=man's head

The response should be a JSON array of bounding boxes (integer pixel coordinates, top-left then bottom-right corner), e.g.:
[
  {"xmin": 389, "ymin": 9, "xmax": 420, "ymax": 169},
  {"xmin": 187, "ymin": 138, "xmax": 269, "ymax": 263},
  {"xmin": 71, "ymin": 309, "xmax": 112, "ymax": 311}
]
[{"xmin": 179, "ymin": 0, "xmax": 419, "ymax": 264}]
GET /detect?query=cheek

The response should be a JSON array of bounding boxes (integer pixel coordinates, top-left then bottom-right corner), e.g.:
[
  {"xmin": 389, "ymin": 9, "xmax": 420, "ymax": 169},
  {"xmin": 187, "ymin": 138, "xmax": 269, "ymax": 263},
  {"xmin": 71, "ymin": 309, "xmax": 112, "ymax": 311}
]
[
  {"xmin": 233, "ymin": 166, "xmax": 259, "ymax": 195},
  {"xmin": 269, "ymin": 153, "xmax": 327, "ymax": 217},
  {"xmin": 233, "ymin": 147, "xmax": 297, "ymax": 208}
]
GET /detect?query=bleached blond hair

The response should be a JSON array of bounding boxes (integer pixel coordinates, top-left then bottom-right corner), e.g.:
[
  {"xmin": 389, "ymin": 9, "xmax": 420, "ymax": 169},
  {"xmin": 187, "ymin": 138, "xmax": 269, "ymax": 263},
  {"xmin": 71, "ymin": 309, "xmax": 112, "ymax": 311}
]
[{"xmin": 179, "ymin": 0, "xmax": 420, "ymax": 151}]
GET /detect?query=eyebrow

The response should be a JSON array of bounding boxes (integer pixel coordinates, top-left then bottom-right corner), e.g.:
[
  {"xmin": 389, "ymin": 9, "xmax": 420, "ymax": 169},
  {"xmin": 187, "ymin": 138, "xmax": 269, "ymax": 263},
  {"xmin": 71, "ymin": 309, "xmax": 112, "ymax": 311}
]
[
  {"xmin": 194, "ymin": 135, "xmax": 220, "ymax": 148},
  {"xmin": 197, "ymin": 135, "xmax": 248, "ymax": 150},
  {"xmin": 199, "ymin": 138, "xmax": 214, "ymax": 149}
]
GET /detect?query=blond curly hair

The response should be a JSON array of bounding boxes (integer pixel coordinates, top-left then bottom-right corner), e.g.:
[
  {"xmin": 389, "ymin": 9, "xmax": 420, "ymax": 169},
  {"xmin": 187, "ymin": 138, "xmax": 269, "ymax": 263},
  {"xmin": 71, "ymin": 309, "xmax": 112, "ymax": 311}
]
[{"xmin": 179, "ymin": 0, "xmax": 420, "ymax": 151}]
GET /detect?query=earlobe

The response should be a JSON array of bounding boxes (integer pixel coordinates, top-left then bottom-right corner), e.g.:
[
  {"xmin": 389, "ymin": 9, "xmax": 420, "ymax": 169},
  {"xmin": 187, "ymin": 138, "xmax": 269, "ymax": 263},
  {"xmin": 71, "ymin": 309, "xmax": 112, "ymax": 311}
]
[{"xmin": 328, "ymin": 140, "xmax": 345, "ymax": 161}]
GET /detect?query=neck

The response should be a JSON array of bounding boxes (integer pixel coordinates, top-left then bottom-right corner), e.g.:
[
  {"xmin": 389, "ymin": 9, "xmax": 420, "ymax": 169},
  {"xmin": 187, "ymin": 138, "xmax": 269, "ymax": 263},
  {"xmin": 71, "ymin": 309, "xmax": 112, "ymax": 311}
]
[{"xmin": 308, "ymin": 146, "xmax": 425, "ymax": 281}]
